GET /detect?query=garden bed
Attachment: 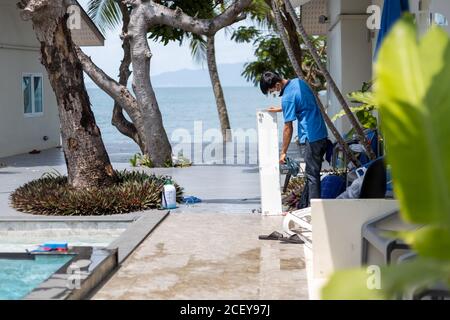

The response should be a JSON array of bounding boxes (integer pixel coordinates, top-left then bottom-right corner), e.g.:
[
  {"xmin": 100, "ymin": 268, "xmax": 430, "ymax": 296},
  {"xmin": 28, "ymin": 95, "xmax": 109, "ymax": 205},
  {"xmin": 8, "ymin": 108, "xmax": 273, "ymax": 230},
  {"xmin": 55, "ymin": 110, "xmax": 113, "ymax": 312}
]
[{"xmin": 10, "ymin": 170, "xmax": 183, "ymax": 216}]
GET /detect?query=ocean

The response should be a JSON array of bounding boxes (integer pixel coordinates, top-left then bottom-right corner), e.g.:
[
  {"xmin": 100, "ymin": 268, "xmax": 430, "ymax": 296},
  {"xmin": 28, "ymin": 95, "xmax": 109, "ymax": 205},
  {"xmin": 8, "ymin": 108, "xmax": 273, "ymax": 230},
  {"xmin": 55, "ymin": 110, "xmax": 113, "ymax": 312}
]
[{"xmin": 88, "ymin": 86, "xmax": 285, "ymax": 165}]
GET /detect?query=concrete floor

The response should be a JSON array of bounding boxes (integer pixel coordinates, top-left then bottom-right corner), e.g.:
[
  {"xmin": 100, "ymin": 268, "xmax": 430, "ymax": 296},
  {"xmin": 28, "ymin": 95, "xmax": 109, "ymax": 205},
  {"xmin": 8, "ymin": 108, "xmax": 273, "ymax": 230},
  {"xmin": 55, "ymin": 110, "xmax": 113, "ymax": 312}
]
[
  {"xmin": 94, "ymin": 213, "xmax": 308, "ymax": 300},
  {"xmin": 1, "ymin": 148, "xmax": 309, "ymax": 299}
]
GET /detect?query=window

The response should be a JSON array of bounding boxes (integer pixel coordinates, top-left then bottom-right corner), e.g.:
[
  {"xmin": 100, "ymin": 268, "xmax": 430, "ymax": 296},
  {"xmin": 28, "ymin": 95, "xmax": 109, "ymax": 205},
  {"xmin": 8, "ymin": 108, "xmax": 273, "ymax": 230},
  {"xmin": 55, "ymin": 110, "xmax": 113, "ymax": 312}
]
[{"xmin": 23, "ymin": 74, "xmax": 43, "ymax": 116}]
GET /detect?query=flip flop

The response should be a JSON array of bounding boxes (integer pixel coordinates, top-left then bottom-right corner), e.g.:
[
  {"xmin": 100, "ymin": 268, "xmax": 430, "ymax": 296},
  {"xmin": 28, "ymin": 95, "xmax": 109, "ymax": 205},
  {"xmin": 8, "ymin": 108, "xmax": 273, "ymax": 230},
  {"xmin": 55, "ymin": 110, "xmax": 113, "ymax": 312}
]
[
  {"xmin": 280, "ymin": 234, "xmax": 305, "ymax": 244},
  {"xmin": 259, "ymin": 231, "xmax": 285, "ymax": 241}
]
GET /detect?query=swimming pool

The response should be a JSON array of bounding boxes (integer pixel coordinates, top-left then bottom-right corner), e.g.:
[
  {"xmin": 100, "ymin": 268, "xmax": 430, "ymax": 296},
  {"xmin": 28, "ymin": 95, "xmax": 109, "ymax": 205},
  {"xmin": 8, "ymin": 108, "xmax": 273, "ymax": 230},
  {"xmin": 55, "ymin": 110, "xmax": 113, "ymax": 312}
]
[
  {"xmin": 0, "ymin": 254, "xmax": 74, "ymax": 300},
  {"xmin": 0, "ymin": 220, "xmax": 130, "ymax": 252},
  {"xmin": 0, "ymin": 214, "xmax": 167, "ymax": 299}
]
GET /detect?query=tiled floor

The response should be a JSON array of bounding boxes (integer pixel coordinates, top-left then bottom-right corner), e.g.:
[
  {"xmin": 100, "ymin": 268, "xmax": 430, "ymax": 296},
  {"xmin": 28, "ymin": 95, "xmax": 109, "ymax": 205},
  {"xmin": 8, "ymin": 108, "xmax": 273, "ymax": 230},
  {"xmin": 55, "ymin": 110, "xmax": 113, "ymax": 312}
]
[{"xmin": 94, "ymin": 213, "xmax": 309, "ymax": 300}]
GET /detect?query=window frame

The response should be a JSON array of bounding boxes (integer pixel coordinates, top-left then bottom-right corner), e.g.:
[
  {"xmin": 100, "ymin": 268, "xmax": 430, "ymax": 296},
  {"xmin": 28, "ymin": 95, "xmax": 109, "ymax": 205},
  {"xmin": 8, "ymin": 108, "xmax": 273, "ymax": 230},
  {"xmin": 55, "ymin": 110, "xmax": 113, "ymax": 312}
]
[{"xmin": 22, "ymin": 73, "xmax": 44, "ymax": 118}]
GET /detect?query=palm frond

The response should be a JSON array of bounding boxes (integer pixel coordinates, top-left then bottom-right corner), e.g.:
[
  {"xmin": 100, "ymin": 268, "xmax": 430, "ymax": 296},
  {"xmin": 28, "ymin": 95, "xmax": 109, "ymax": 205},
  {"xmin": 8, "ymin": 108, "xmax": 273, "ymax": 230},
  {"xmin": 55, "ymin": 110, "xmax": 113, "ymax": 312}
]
[
  {"xmin": 87, "ymin": 0, "xmax": 122, "ymax": 33},
  {"xmin": 189, "ymin": 34, "xmax": 207, "ymax": 65}
]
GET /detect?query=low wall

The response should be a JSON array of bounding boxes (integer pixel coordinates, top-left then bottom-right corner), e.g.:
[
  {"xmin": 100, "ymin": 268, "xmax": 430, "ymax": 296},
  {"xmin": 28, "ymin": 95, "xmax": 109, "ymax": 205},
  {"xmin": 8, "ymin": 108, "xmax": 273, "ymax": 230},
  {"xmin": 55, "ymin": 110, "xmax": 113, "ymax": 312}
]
[{"xmin": 306, "ymin": 199, "xmax": 399, "ymax": 299}]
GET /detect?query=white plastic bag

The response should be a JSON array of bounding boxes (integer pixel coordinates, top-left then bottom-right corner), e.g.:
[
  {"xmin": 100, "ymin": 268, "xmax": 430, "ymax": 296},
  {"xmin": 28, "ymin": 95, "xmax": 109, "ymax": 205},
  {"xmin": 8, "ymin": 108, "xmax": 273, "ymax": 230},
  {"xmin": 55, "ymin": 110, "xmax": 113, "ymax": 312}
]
[{"xmin": 337, "ymin": 167, "xmax": 367, "ymax": 199}]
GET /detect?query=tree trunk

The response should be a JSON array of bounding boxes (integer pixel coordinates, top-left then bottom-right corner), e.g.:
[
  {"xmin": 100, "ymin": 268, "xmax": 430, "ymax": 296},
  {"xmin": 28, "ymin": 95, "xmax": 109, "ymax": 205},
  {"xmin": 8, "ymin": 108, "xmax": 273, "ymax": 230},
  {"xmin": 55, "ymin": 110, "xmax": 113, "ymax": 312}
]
[
  {"xmin": 264, "ymin": 0, "xmax": 304, "ymax": 78},
  {"xmin": 112, "ymin": 2, "xmax": 145, "ymax": 153},
  {"xmin": 128, "ymin": 6, "xmax": 173, "ymax": 166},
  {"xmin": 271, "ymin": 0, "xmax": 360, "ymax": 167},
  {"xmin": 283, "ymin": 6, "xmax": 304, "ymax": 78},
  {"xmin": 282, "ymin": 0, "xmax": 376, "ymax": 161},
  {"xmin": 18, "ymin": 0, "xmax": 117, "ymax": 188},
  {"xmin": 206, "ymin": 35, "xmax": 232, "ymax": 142},
  {"xmin": 78, "ymin": 0, "xmax": 253, "ymax": 166}
]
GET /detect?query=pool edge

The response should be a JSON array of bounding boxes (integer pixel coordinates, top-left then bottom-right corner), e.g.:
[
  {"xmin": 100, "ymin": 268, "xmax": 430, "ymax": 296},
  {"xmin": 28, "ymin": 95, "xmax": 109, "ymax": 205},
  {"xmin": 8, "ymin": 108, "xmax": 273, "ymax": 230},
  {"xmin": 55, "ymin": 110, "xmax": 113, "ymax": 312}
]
[{"xmin": 23, "ymin": 247, "xmax": 118, "ymax": 300}]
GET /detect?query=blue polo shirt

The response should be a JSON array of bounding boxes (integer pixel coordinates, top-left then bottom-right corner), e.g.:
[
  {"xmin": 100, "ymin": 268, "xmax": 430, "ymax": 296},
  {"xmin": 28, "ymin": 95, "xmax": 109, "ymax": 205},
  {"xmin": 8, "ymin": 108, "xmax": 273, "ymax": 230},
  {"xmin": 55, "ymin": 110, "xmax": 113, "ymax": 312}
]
[{"xmin": 281, "ymin": 79, "xmax": 328, "ymax": 143}]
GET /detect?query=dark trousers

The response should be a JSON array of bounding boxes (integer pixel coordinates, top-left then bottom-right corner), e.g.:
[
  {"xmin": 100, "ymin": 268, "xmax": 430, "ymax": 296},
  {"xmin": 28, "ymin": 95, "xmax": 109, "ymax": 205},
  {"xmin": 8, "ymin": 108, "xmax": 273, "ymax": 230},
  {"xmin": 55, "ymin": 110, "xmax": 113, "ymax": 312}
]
[{"xmin": 299, "ymin": 138, "xmax": 327, "ymax": 208}]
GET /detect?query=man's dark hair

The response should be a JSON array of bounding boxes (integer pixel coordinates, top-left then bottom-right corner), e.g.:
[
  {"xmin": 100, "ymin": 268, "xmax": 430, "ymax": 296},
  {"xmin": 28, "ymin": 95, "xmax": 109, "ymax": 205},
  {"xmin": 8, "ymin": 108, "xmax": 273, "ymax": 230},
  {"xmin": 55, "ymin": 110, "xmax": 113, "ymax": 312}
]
[{"xmin": 259, "ymin": 71, "xmax": 282, "ymax": 95}]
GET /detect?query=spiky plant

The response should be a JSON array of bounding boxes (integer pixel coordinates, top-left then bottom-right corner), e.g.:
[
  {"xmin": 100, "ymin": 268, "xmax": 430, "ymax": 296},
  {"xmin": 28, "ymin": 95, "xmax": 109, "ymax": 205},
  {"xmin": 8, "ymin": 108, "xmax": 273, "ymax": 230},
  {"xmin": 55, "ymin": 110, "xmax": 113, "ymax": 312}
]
[
  {"xmin": 282, "ymin": 176, "xmax": 307, "ymax": 210},
  {"xmin": 10, "ymin": 170, "xmax": 183, "ymax": 216},
  {"xmin": 282, "ymin": 169, "xmax": 347, "ymax": 210}
]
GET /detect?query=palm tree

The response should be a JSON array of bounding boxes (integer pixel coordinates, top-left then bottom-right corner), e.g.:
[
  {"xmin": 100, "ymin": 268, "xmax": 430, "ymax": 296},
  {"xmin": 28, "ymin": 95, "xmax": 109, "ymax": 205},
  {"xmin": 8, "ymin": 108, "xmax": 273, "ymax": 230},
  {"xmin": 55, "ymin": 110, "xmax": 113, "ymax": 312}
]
[
  {"xmin": 206, "ymin": 34, "xmax": 232, "ymax": 142},
  {"xmin": 189, "ymin": 32, "xmax": 232, "ymax": 142},
  {"xmin": 167, "ymin": 0, "xmax": 233, "ymax": 143}
]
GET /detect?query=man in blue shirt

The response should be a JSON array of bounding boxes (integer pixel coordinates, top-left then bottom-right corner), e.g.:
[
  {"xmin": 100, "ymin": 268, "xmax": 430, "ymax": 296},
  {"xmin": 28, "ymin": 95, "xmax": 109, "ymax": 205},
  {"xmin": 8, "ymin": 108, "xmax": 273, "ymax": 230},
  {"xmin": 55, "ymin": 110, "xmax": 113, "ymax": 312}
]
[{"xmin": 260, "ymin": 71, "xmax": 328, "ymax": 206}]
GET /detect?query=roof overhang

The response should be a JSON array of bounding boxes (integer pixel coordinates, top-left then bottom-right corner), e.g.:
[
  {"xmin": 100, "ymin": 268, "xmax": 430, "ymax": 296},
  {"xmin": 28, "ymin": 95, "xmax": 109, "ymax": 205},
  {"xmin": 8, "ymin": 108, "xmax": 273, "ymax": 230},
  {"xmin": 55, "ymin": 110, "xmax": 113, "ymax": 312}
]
[
  {"xmin": 296, "ymin": 0, "xmax": 329, "ymax": 36},
  {"xmin": 290, "ymin": 0, "xmax": 313, "ymax": 7},
  {"xmin": 69, "ymin": 0, "xmax": 105, "ymax": 47}
]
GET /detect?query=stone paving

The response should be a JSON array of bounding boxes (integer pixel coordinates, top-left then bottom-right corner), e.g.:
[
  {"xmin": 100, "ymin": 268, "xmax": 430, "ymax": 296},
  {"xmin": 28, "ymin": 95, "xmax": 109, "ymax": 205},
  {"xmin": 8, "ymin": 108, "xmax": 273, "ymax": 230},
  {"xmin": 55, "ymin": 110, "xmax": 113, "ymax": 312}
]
[{"xmin": 93, "ymin": 214, "xmax": 308, "ymax": 300}]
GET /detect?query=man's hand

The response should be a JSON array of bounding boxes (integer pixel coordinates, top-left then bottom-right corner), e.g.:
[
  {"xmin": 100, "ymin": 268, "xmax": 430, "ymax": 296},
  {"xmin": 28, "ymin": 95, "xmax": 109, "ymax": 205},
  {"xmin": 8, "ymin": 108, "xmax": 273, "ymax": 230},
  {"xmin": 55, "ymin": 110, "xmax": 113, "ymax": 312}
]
[
  {"xmin": 267, "ymin": 106, "xmax": 282, "ymax": 113},
  {"xmin": 280, "ymin": 152, "xmax": 287, "ymax": 164},
  {"xmin": 280, "ymin": 122, "xmax": 293, "ymax": 164}
]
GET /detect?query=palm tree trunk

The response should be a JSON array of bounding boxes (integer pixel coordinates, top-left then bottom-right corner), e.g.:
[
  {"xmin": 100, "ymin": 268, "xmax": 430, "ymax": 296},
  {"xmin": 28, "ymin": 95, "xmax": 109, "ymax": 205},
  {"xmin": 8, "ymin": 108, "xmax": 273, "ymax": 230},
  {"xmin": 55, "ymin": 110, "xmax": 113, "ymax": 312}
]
[
  {"xmin": 282, "ymin": 0, "xmax": 376, "ymax": 161},
  {"xmin": 271, "ymin": 0, "xmax": 360, "ymax": 167},
  {"xmin": 265, "ymin": 0, "xmax": 304, "ymax": 76},
  {"xmin": 206, "ymin": 35, "xmax": 232, "ymax": 142},
  {"xmin": 19, "ymin": 1, "xmax": 117, "ymax": 188}
]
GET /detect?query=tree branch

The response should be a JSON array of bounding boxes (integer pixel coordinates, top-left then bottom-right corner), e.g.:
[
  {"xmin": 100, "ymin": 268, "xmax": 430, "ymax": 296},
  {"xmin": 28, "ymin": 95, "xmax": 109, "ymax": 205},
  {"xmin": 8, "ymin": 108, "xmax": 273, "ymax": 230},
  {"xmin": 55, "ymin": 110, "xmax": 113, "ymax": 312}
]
[
  {"xmin": 143, "ymin": 0, "xmax": 252, "ymax": 36},
  {"xmin": 111, "ymin": 2, "xmax": 145, "ymax": 153},
  {"xmin": 75, "ymin": 46, "xmax": 138, "ymax": 115}
]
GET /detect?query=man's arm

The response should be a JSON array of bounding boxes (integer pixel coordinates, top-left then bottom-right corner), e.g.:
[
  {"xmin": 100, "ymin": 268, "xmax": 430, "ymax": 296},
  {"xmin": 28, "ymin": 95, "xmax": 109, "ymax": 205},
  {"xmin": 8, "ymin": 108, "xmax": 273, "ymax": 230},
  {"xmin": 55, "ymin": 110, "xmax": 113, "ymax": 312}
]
[
  {"xmin": 280, "ymin": 122, "xmax": 293, "ymax": 164},
  {"xmin": 267, "ymin": 106, "xmax": 282, "ymax": 113}
]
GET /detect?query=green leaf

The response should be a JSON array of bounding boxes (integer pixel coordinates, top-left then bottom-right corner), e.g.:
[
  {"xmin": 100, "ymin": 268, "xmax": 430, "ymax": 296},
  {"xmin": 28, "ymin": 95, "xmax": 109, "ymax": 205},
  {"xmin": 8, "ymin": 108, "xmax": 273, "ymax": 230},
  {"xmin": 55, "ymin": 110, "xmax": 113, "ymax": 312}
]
[
  {"xmin": 348, "ymin": 91, "xmax": 376, "ymax": 106},
  {"xmin": 322, "ymin": 268, "xmax": 385, "ymax": 300},
  {"xmin": 331, "ymin": 105, "xmax": 377, "ymax": 130},
  {"xmin": 400, "ymin": 226, "xmax": 450, "ymax": 260},
  {"xmin": 87, "ymin": 0, "xmax": 121, "ymax": 33},
  {"xmin": 323, "ymin": 258, "xmax": 450, "ymax": 300},
  {"xmin": 375, "ymin": 16, "xmax": 450, "ymax": 225}
]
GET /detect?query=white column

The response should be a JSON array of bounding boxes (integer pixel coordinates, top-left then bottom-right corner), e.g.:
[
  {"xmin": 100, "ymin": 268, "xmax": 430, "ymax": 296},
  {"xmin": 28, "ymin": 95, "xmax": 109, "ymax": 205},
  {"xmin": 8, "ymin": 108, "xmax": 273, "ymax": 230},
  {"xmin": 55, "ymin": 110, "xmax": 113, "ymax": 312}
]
[{"xmin": 257, "ymin": 111, "xmax": 283, "ymax": 216}]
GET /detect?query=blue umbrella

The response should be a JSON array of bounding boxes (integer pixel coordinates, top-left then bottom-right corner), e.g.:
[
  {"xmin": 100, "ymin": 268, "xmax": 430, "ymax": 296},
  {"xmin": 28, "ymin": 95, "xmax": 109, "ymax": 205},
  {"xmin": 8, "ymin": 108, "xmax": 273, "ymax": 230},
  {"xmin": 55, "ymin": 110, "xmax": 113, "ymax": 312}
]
[{"xmin": 375, "ymin": 0, "xmax": 410, "ymax": 56}]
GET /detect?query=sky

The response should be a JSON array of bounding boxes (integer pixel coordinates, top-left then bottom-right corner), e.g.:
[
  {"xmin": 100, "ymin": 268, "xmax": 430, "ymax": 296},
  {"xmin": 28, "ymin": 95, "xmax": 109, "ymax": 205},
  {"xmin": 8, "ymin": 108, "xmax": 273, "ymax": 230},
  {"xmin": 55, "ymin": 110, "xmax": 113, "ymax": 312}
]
[{"xmin": 78, "ymin": 0, "xmax": 258, "ymax": 78}]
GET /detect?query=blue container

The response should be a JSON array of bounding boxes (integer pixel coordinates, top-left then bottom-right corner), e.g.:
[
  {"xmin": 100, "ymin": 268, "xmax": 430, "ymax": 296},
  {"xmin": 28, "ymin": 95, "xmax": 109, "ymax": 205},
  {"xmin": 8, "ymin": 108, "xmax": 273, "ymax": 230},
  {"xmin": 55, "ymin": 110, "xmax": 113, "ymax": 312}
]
[{"xmin": 321, "ymin": 175, "xmax": 346, "ymax": 199}]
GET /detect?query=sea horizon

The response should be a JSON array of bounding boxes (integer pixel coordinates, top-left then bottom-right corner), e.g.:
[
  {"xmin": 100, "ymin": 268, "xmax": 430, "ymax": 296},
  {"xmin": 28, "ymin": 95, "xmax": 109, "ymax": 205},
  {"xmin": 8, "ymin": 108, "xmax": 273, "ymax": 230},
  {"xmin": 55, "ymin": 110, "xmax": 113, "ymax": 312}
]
[{"xmin": 87, "ymin": 85, "xmax": 288, "ymax": 165}]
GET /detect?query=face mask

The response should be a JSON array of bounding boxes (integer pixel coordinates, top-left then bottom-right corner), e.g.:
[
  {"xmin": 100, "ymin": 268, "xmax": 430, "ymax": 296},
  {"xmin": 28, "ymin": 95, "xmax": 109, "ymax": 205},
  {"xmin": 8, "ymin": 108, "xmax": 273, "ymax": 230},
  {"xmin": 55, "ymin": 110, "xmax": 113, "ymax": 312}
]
[
  {"xmin": 270, "ymin": 90, "xmax": 281, "ymax": 98},
  {"xmin": 270, "ymin": 83, "xmax": 282, "ymax": 98}
]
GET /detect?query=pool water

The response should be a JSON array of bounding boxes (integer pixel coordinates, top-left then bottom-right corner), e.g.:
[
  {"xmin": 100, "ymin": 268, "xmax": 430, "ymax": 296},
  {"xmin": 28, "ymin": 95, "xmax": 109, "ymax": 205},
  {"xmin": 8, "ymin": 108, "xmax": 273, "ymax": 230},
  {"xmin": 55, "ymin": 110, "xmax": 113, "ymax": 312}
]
[{"xmin": 0, "ymin": 255, "xmax": 73, "ymax": 300}]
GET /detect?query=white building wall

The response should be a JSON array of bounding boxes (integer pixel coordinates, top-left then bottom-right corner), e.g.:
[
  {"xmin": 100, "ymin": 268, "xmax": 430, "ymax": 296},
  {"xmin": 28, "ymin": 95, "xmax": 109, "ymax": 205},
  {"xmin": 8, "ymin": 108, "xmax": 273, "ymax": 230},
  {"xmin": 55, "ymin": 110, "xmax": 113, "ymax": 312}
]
[
  {"xmin": 326, "ymin": 0, "xmax": 450, "ymax": 140},
  {"xmin": 0, "ymin": 0, "xmax": 60, "ymax": 158}
]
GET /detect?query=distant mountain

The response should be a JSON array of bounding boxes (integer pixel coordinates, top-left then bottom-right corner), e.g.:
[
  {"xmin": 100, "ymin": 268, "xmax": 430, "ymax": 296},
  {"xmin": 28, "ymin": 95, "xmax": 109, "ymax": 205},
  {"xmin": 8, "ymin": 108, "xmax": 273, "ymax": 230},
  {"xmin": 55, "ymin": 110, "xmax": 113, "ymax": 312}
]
[
  {"xmin": 151, "ymin": 63, "xmax": 252, "ymax": 87},
  {"xmin": 84, "ymin": 63, "xmax": 253, "ymax": 89}
]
